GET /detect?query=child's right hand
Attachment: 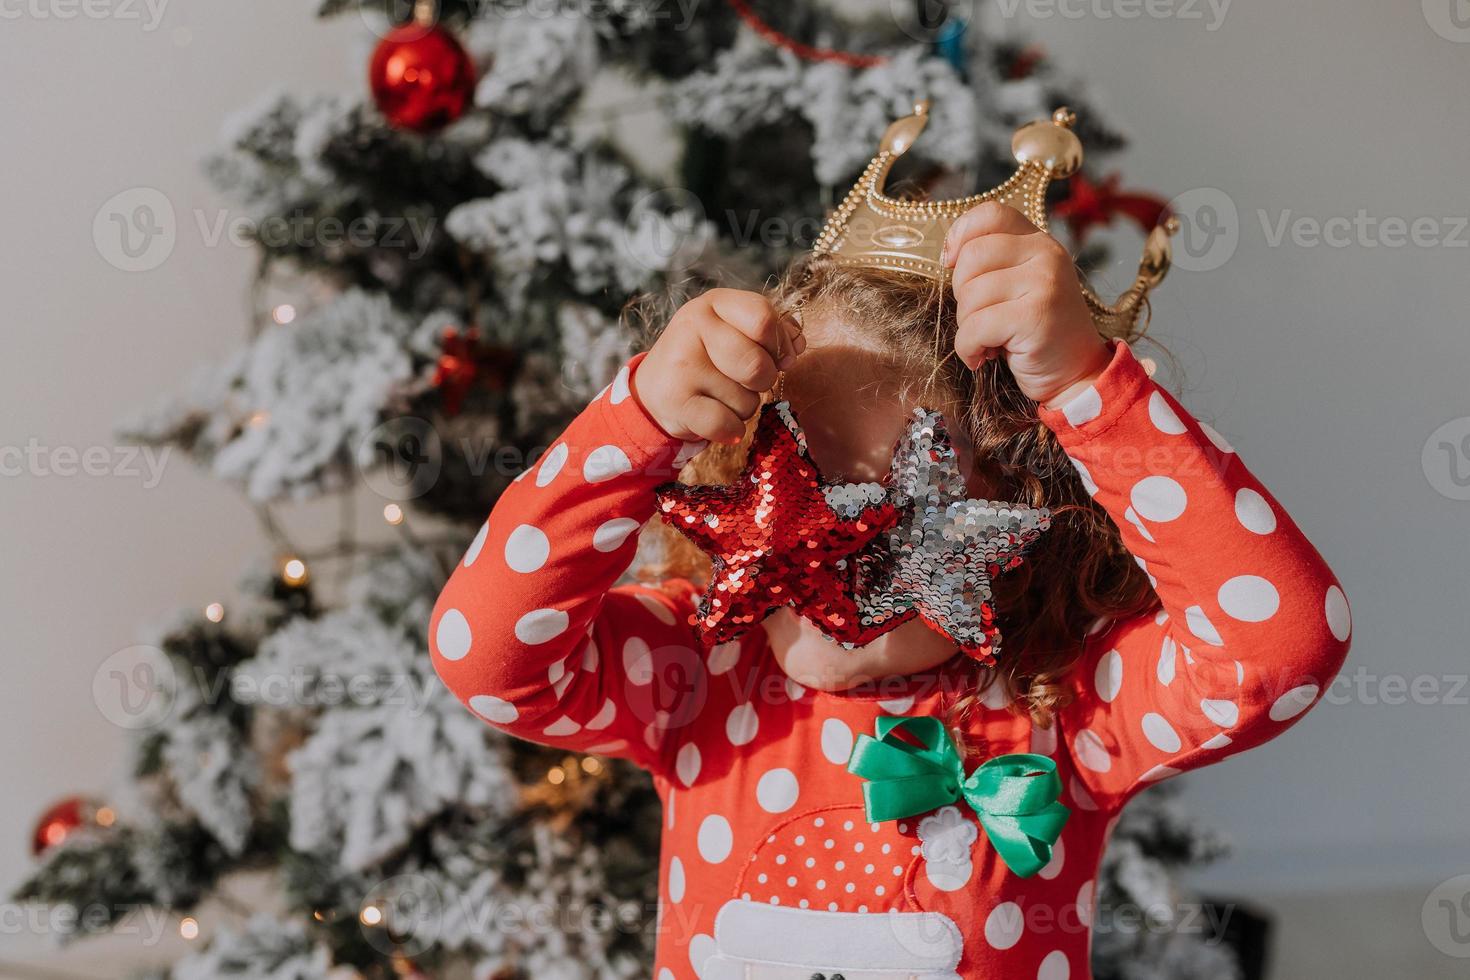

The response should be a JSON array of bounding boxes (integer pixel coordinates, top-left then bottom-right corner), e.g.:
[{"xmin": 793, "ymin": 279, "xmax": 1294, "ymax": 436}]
[{"xmin": 633, "ymin": 288, "xmax": 805, "ymax": 444}]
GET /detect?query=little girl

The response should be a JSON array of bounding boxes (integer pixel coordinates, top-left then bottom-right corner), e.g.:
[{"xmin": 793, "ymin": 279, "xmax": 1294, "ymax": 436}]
[{"xmin": 429, "ymin": 116, "xmax": 1349, "ymax": 979}]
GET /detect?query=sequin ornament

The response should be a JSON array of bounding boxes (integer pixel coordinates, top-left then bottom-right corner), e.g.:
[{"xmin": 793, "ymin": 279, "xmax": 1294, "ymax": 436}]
[
  {"xmin": 655, "ymin": 402, "xmax": 897, "ymax": 645},
  {"xmin": 849, "ymin": 409, "xmax": 1051, "ymax": 664}
]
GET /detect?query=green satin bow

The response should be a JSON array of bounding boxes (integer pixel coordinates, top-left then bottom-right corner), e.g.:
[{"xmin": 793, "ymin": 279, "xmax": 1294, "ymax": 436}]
[{"xmin": 846, "ymin": 716, "xmax": 1070, "ymax": 878}]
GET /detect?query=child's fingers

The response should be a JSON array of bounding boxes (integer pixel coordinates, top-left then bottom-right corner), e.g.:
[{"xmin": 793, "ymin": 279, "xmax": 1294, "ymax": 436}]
[
  {"xmin": 680, "ymin": 393, "xmax": 748, "ymax": 445},
  {"xmin": 703, "ymin": 319, "xmax": 781, "ymax": 392},
  {"xmin": 707, "ymin": 289, "xmax": 783, "ymax": 351},
  {"xmin": 955, "ymin": 299, "xmax": 1033, "ymax": 369},
  {"xmin": 698, "ymin": 371, "xmax": 762, "ymax": 421},
  {"xmin": 953, "ymin": 264, "xmax": 1034, "ymax": 320},
  {"xmin": 778, "ymin": 313, "xmax": 805, "ymax": 364},
  {"xmin": 943, "ymin": 202, "xmax": 1039, "ymax": 268},
  {"xmin": 950, "ymin": 232, "xmax": 1037, "ymax": 286}
]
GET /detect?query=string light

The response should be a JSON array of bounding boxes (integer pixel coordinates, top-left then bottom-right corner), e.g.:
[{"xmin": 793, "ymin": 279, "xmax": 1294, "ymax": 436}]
[
  {"xmin": 248, "ymin": 410, "xmax": 270, "ymax": 429},
  {"xmin": 546, "ymin": 767, "xmax": 566, "ymax": 785},
  {"xmin": 204, "ymin": 602, "xmax": 225, "ymax": 623},
  {"xmin": 360, "ymin": 904, "xmax": 383, "ymax": 927},
  {"xmin": 580, "ymin": 757, "xmax": 602, "ymax": 775},
  {"xmin": 383, "ymin": 503, "xmax": 405, "ymax": 525},
  {"xmin": 280, "ymin": 557, "xmax": 310, "ymax": 587},
  {"xmin": 179, "ymin": 917, "xmax": 200, "ymax": 940},
  {"xmin": 94, "ymin": 806, "xmax": 116, "ymax": 827},
  {"xmin": 272, "ymin": 304, "xmax": 297, "ymax": 325}
]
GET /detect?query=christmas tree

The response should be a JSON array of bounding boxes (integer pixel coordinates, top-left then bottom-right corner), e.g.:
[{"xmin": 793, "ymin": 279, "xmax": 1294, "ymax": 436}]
[{"xmin": 15, "ymin": 2, "xmax": 1238, "ymax": 977}]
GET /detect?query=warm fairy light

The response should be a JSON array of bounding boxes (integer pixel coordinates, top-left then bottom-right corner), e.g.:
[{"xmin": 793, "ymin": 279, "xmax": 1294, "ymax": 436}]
[
  {"xmin": 313, "ymin": 909, "xmax": 327, "ymax": 922},
  {"xmin": 547, "ymin": 767, "xmax": 566, "ymax": 785},
  {"xmin": 383, "ymin": 503, "xmax": 405, "ymax": 525},
  {"xmin": 580, "ymin": 757, "xmax": 602, "ymax": 775},
  {"xmin": 204, "ymin": 602, "xmax": 225, "ymax": 623},
  {"xmin": 248, "ymin": 410, "xmax": 270, "ymax": 429},
  {"xmin": 1139, "ymin": 357, "xmax": 1158, "ymax": 377},
  {"xmin": 179, "ymin": 917, "xmax": 200, "ymax": 940},
  {"xmin": 360, "ymin": 904, "xmax": 383, "ymax": 927},
  {"xmin": 281, "ymin": 558, "xmax": 309, "ymax": 587},
  {"xmin": 94, "ymin": 806, "xmax": 116, "ymax": 827},
  {"xmin": 272, "ymin": 304, "xmax": 297, "ymax": 325}
]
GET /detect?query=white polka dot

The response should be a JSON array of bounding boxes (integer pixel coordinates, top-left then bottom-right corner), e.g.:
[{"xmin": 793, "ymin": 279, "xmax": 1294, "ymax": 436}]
[
  {"xmin": 535, "ymin": 443, "xmax": 568, "ymax": 487},
  {"xmin": 1325, "ymin": 585, "xmax": 1352, "ymax": 641},
  {"xmin": 980, "ymin": 682, "xmax": 1012, "ymax": 710},
  {"xmin": 622, "ymin": 637, "xmax": 654, "ymax": 685},
  {"xmin": 1142, "ymin": 764, "xmax": 1181, "ymax": 782},
  {"xmin": 784, "ymin": 677, "xmax": 806, "ymax": 700},
  {"xmin": 1158, "ymin": 636, "xmax": 1177, "ymax": 685},
  {"xmin": 1073, "ymin": 729, "xmax": 1112, "ymax": 773},
  {"xmin": 585, "ymin": 699, "xmax": 617, "ymax": 730},
  {"xmin": 706, "ymin": 640, "xmax": 741, "ymax": 675},
  {"xmin": 1218, "ymin": 575, "xmax": 1280, "ymax": 622},
  {"xmin": 1031, "ymin": 722, "xmax": 1057, "ymax": 756},
  {"xmin": 1038, "ymin": 837, "xmax": 1065, "ymax": 880},
  {"xmin": 468, "ymin": 694, "xmax": 517, "ymax": 724},
  {"xmin": 676, "ymin": 743, "xmax": 701, "ymax": 787},
  {"xmin": 756, "ymin": 768, "xmax": 799, "ymax": 813},
  {"xmin": 592, "ymin": 517, "xmax": 639, "ymax": 552},
  {"xmin": 1199, "ymin": 421, "xmax": 1234, "ymax": 454},
  {"xmin": 726, "ymin": 703, "xmax": 758, "ymax": 746},
  {"xmin": 1202, "ymin": 732, "xmax": 1233, "ymax": 749},
  {"xmin": 1130, "ymin": 475, "xmax": 1188, "ymax": 522},
  {"xmin": 547, "ymin": 659, "xmax": 567, "ymax": 685},
  {"xmin": 583, "ymin": 445, "xmax": 632, "ymax": 483},
  {"xmin": 1095, "ymin": 650, "xmax": 1123, "ymax": 702},
  {"xmin": 610, "ymin": 364, "xmax": 632, "ymax": 404},
  {"xmin": 637, "ymin": 593, "xmax": 677, "ymax": 625},
  {"xmin": 697, "ymin": 815, "xmax": 733, "ymax": 863},
  {"xmin": 462, "ymin": 522, "xmax": 488, "ymax": 567},
  {"xmin": 1076, "ymin": 881, "xmax": 1095, "ymax": 927},
  {"xmin": 821, "ymin": 718, "xmax": 854, "ymax": 764},
  {"xmin": 1069, "ymin": 455, "xmax": 1098, "ymax": 496},
  {"xmin": 1148, "ymin": 392, "xmax": 1187, "ymax": 435},
  {"xmin": 1142, "ymin": 713, "xmax": 1182, "ymax": 753},
  {"xmin": 659, "ymin": 970, "xmax": 675, "ymax": 980},
  {"xmin": 984, "ymin": 901, "xmax": 1025, "ymax": 950},
  {"xmin": 689, "ymin": 933, "xmax": 715, "ymax": 977},
  {"xmin": 1201, "ymin": 698, "xmax": 1239, "ymax": 727},
  {"xmin": 1069, "ymin": 777, "xmax": 1098, "ymax": 811},
  {"xmin": 514, "ymin": 608, "xmax": 568, "ymax": 645},
  {"xmin": 542, "ymin": 716, "xmax": 580, "ymax": 737},
  {"xmin": 1061, "ymin": 385, "xmax": 1102, "ymax": 427},
  {"xmin": 435, "ymin": 609, "xmax": 472, "ymax": 661},
  {"xmin": 1185, "ymin": 606, "xmax": 1223, "ymax": 646},
  {"xmin": 1234, "ymin": 488, "xmax": 1276, "ymax": 534},
  {"xmin": 668, "ymin": 856, "xmax": 686, "ymax": 902},
  {"xmin": 1123, "ymin": 507, "xmax": 1156, "ymax": 543},
  {"xmin": 1270, "ymin": 684, "xmax": 1320, "ymax": 722},
  {"xmin": 504, "ymin": 524, "xmax": 550, "ymax": 573},
  {"xmin": 1038, "ymin": 949, "xmax": 1070, "ymax": 980},
  {"xmin": 878, "ymin": 695, "xmax": 915, "ymax": 714},
  {"xmin": 581, "ymin": 637, "xmax": 600, "ymax": 670}
]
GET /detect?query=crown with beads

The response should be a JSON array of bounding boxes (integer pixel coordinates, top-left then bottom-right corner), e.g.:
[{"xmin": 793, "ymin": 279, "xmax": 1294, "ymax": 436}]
[{"xmin": 811, "ymin": 102, "xmax": 1180, "ymax": 337}]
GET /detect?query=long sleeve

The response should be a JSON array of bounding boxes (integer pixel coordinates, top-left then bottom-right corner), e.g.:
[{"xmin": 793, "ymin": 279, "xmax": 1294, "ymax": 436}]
[
  {"xmin": 1045, "ymin": 341, "xmax": 1351, "ymax": 809},
  {"xmin": 428, "ymin": 354, "xmax": 708, "ymax": 776}
]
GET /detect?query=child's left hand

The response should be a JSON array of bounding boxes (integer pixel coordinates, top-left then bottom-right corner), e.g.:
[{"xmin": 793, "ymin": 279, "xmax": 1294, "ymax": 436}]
[{"xmin": 943, "ymin": 201, "xmax": 1113, "ymax": 409}]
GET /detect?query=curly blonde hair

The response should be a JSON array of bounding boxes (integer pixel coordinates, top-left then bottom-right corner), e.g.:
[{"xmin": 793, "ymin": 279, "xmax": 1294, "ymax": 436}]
[{"xmin": 638, "ymin": 257, "xmax": 1161, "ymax": 728}]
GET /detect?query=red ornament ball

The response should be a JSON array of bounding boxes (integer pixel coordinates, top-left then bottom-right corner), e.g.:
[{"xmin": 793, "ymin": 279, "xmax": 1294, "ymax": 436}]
[
  {"xmin": 31, "ymin": 796, "xmax": 105, "ymax": 856},
  {"xmin": 368, "ymin": 23, "xmax": 477, "ymax": 133}
]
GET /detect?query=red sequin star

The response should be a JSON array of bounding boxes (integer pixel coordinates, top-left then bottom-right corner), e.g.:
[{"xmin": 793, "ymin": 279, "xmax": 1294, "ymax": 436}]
[{"xmin": 655, "ymin": 402, "xmax": 898, "ymax": 645}]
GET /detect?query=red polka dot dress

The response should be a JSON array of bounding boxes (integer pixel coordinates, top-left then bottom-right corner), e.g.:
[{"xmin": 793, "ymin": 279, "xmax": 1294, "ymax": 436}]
[{"xmin": 430, "ymin": 342, "xmax": 1351, "ymax": 980}]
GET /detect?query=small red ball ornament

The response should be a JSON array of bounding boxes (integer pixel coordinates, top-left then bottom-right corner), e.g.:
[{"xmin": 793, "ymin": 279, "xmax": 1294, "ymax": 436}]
[
  {"xmin": 31, "ymin": 796, "xmax": 104, "ymax": 856},
  {"xmin": 368, "ymin": 22, "xmax": 476, "ymax": 133}
]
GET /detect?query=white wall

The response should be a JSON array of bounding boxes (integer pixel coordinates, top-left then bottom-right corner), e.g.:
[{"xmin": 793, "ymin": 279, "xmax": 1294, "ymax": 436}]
[
  {"xmin": 1, "ymin": 0, "xmax": 1464, "ymax": 960},
  {"xmin": 1002, "ymin": 0, "xmax": 1470, "ymax": 892}
]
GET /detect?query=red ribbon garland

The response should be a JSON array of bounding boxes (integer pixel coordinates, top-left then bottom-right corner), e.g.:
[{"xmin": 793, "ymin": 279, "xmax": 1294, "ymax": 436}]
[{"xmin": 724, "ymin": 0, "xmax": 888, "ymax": 68}]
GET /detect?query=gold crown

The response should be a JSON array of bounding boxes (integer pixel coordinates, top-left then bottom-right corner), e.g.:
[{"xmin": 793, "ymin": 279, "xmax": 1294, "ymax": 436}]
[{"xmin": 811, "ymin": 102, "xmax": 1180, "ymax": 338}]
